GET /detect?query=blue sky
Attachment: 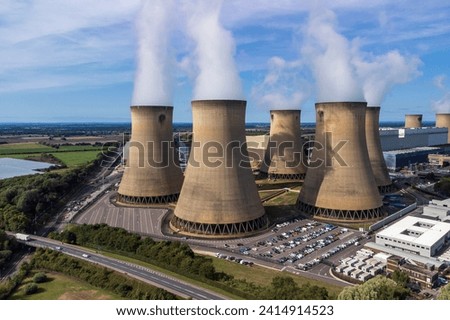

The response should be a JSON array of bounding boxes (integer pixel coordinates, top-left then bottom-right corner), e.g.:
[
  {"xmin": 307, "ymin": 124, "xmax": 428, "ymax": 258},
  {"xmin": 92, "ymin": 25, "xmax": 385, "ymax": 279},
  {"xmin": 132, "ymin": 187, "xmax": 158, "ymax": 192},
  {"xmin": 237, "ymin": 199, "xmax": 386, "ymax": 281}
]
[{"xmin": 1, "ymin": 0, "xmax": 450, "ymax": 123}]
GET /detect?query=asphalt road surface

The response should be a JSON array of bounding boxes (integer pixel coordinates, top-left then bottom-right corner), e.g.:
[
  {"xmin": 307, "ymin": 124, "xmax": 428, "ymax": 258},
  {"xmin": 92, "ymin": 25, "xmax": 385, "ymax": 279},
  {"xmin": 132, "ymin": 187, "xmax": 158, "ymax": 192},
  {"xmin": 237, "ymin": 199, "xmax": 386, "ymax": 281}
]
[{"xmin": 17, "ymin": 234, "xmax": 226, "ymax": 300}]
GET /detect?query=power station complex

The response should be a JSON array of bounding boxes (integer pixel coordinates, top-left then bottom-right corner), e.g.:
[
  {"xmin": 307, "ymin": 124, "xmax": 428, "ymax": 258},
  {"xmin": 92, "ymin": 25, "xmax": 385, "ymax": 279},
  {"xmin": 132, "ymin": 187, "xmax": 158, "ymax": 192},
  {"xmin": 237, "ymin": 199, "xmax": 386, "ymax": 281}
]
[{"xmin": 116, "ymin": 100, "xmax": 450, "ymax": 238}]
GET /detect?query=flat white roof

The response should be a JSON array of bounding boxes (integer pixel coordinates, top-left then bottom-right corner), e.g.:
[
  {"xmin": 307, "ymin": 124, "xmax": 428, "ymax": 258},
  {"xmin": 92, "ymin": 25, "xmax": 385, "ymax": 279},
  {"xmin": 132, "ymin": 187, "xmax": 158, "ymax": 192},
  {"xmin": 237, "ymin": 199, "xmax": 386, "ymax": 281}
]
[
  {"xmin": 430, "ymin": 198, "xmax": 450, "ymax": 207},
  {"xmin": 377, "ymin": 216, "xmax": 450, "ymax": 247}
]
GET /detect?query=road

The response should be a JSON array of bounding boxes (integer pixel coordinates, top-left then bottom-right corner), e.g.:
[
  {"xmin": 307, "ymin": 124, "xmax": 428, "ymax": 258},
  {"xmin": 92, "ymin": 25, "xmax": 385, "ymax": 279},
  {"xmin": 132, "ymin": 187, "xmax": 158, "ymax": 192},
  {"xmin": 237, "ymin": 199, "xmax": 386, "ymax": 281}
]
[{"xmin": 15, "ymin": 234, "xmax": 226, "ymax": 300}]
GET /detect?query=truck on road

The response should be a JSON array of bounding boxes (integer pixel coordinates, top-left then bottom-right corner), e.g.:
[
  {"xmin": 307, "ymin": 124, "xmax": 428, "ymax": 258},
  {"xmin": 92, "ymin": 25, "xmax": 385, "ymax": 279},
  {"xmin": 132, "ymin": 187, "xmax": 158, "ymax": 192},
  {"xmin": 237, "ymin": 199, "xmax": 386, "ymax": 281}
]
[{"xmin": 15, "ymin": 233, "xmax": 30, "ymax": 241}]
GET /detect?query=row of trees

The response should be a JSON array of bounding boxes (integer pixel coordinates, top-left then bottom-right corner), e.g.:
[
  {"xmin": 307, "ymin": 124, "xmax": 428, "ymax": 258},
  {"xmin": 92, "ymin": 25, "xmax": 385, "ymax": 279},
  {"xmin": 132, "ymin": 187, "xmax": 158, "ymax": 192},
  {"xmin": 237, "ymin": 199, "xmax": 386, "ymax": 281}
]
[
  {"xmin": 338, "ymin": 275, "xmax": 410, "ymax": 300},
  {"xmin": 50, "ymin": 224, "xmax": 331, "ymax": 300},
  {"xmin": 0, "ymin": 152, "xmax": 107, "ymax": 232},
  {"xmin": 50, "ymin": 224, "xmax": 224, "ymax": 282},
  {"xmin": 31, "ymin": 248, "xmax": 177, "ymax": 299}
]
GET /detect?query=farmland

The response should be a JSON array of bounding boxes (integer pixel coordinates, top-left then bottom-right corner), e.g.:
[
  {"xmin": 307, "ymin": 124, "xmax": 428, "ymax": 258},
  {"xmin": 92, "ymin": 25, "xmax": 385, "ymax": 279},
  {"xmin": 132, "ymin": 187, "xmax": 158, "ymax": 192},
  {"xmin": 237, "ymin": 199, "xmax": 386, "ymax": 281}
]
[{"xmin": 0, "ymin": 142, "xmax": 104, "ymax": 168}]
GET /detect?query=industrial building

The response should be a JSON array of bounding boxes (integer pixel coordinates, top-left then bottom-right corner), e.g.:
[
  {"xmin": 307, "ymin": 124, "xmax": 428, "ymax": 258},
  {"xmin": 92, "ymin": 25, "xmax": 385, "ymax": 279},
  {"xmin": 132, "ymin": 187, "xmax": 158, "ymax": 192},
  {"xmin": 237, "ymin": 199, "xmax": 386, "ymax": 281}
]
[
  {"xmin": 171, "ymin": 100, "xmax": 268, "ymax": 237},
  {"xmin": 117, "ymin": 106, "xmax": 183, "ymax": 205},
  {"xmin": 404, "ymin": 114, "xmax": 423, "ymax": 128},
  {"xmin": 375, "ymin": 216, "xmax": 450, "ymax": 258},
  {"xmin": 386, "ymin": 255, "xmax": 439, "ymax": 289},
  {"xmin": 422, "ymin": 199, "xmax": 450, "ymax": 222},
  {"xmin": 428, "ymin": 153, "xmax": 450, "ymax": 167},
  {"xmin": 366, "ymin": 107, "xmax": 393, "ymax": 192},
  {"xmin": 334, "ymin": 249, "xmax": 386, "ymax": 282},
  {"xmin": 379, "ymin": 127, "xmax": 447, "ymax": 152},
  {"xmin": 297, "ymin": 102, "xmax": 384, "ymax": 221},
  {"xmin": 383, "ymin": 147, "xmax": 443, "ymax": 171},
  {"xmin": 260, "ymin": 109, "xmax": 306, "ymax": 179}
]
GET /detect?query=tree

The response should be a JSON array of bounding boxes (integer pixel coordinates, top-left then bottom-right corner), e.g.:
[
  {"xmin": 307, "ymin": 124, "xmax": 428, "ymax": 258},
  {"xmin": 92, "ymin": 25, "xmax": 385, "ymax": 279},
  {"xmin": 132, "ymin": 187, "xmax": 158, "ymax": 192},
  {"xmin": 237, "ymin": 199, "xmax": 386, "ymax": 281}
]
[
  {"xmin": 338, "ymin": 276, "xmax": 410, "ymax": 300},
  {"xmin": 24, "ymin": 283, "xmax": 38, "ymax": 295},
  {"xmin": 438, "ymin": 283, "xmax": 450, "ymax": 300},
  {"xmin": 264, "ymin": 276, "xmax": 301, "ymax": 300},
  {"xmin": 33, "ymin": 272, "xmax": 48, "ymax": 283},
  {"xmin": 391, "ymin": 270, "xmax": 410, "ymax": 287}
]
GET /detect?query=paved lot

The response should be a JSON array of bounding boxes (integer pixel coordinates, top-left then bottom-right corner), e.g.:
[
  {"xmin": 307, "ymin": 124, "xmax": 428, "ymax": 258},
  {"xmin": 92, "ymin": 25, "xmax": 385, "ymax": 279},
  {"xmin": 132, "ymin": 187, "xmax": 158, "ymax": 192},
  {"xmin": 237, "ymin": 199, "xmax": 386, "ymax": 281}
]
[{"xmin": 74, "ymin": 192, "xmax": 167, "ymax": 236}]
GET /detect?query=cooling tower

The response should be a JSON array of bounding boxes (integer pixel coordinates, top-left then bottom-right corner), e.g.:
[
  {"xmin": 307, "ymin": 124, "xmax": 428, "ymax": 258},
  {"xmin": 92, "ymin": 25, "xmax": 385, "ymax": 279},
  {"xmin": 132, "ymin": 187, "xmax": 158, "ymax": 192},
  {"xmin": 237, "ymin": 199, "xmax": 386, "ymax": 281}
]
[
  {"xmin": 260, "ymin": 110, "xmax": 306, "ymax": 180},
  {"xmin": 297, "ymin": 102, "xmax": 383, "ymax": 221},
  {"xmin": 405, "ymin": 114, "xmax": 422, "ymax": 128},
  {"xmin": 436, "ymin": 113, "xmax": 450, "ymax": 143},
  {"xmin": 117, "ymin": 106, "xmax": 183, "ymax": 205},
  {"xmin": 171, "ymin": 100, "xmax": 268, "ymax": 237},
  {"xmin": 366, "ymin": 106, "xmax": 393, "ymax": 193}
]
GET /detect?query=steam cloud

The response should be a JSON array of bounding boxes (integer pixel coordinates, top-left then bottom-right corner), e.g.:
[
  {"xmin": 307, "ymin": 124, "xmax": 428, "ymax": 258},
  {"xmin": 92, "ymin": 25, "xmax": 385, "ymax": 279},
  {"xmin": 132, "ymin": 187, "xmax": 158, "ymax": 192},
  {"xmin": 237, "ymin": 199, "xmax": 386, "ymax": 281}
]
[
  {"xmin": 301, "ymin": 7, "xmax": 421, "ymax": 105},
  {"xmin": 251, "ymin": 57, "xmax": 310, "ymax": 110},
  {"xmin": 432, "ymin": 75, "xmax": 450, "ymax": 113},
  {"xmin": 132, "ymin": 0, "xmax": 173, "ymax": 106},
  {"xmin": 186, "ymin": 0, "xmax": 244, "ymax": 100},
  {"xmin": 353, "ymin": 50, "xmax": 421, "ymax": 106},
  {"xmin": 302, "ymin": 9, "xmax": 364, "ymax": 102}
]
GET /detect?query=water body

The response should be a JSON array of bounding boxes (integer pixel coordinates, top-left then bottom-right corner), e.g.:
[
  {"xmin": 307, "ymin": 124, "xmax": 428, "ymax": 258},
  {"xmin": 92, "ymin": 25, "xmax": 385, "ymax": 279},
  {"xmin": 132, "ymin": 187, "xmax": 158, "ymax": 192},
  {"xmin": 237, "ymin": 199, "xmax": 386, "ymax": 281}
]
[{"xmin": 0, "ymin": 158, "xmax": 54, "ymax": 179}]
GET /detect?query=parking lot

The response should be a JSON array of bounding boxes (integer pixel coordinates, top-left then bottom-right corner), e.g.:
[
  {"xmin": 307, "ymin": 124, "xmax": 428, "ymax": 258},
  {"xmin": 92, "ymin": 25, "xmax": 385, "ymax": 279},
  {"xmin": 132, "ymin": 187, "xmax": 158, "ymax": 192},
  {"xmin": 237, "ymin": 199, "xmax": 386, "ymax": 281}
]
[{"xmin": 212, "ymin": 217, "xmax": 366, "ymax": 279}]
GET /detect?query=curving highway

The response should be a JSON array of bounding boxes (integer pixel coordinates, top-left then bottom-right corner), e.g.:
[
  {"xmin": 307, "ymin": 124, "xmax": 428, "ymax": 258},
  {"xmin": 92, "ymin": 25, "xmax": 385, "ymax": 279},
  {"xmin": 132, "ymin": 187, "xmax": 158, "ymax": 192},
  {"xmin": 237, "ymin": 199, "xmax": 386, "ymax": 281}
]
[{"xmin": 17, "ymin": 234, "xmax": 227, "ymax": 300}]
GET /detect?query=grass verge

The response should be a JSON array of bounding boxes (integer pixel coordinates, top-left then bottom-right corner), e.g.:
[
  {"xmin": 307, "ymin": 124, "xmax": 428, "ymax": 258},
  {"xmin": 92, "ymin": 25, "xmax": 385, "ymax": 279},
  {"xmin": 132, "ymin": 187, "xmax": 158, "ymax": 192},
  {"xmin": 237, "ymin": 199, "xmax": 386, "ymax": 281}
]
[
  {"xmin": 99, "ymin": 251, "xmax": 242, "ymax": 300},
  {"xmin": 10, "ymin": 271, "xmax": 121, "ymax": 300},
  {"xmin": 212, "ymin": 257, "xmax": 343, "ymax": 298}
]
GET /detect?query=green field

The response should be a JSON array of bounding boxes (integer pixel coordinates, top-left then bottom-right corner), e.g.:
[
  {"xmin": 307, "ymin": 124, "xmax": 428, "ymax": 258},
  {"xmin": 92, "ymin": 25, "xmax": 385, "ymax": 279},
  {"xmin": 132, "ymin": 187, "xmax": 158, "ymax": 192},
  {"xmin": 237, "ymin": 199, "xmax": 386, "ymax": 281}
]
[
  {"xmin": 51, "ymin": 151, "xmax": 102, "ymax": 167},
  {"xmin": 0, "ymin": 143, "xmax": 54, "ymax": 155},
  {"xmin": 10, "ymin": 271, "xmax": 121, "ymax": 300},
  {"xmin": 212, "ymin": 257, "xmax": 343, "ymax": 298},
  {"xmin": 0, "ymin": 142, "xmax": 104, "ymax": 168}
]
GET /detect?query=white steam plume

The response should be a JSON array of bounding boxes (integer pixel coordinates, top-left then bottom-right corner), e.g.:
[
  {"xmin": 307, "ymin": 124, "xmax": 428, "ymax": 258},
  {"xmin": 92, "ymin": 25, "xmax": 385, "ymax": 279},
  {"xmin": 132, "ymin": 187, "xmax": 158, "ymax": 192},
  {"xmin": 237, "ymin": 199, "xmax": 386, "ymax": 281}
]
[
  {"xmin": 251, "ymin": 56, "xmax": 310, "ymax": 109},
  {"xmin": 132, "ymin": 0, "xmax": 173, "ymax": 106},
  {"xmin": 353, "ymin": 50, "xmax": 421, "ymax": 106},
  {"xmin": 432, "ymin": 75, "xmax": 450, "ymax": 113},
  {"xmin": 186, "ymin": 0, "xmax": 244, "ymax": 100},
  {"xmin": 302, "ymin": 9, "xmax": 364, "ymax": 102}
]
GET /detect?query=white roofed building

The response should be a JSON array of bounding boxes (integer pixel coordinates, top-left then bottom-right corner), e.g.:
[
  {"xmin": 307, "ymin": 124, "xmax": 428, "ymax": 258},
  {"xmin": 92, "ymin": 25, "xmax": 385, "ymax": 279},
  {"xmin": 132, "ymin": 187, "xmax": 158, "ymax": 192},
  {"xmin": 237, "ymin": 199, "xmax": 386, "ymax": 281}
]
[{"xmin": 375, "ymin": 216, "xmax": 450, "ymax": 258}]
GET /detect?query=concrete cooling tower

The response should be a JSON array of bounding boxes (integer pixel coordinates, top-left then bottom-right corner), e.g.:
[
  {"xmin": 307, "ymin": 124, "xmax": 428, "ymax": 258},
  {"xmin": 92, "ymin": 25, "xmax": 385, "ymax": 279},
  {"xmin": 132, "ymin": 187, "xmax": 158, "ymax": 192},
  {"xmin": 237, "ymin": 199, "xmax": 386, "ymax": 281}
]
[
  {"xmin": 171, "ymin": 100, "xmax": 268, "ymax": 237},
  {"xmin": 436, "ymin": 113, "xmax": 450, "ymax": 144},
  {"xmin": 297, "ymin": 102, "xmax": 383, "ymax": 221},
  {"xmin": 405, "ymin": 114, "xmax": 422, "ymax": 128},
  {"xmin": 117, "ymin": 106, "xmax": 183, "ymax": 205},
  {"xmin": 366, "ymin": 106, "xmax": 393, "ymax": 193},
  {"xmin": 260, "ymin": 110, "xmax": 306, "ymax": 180}
]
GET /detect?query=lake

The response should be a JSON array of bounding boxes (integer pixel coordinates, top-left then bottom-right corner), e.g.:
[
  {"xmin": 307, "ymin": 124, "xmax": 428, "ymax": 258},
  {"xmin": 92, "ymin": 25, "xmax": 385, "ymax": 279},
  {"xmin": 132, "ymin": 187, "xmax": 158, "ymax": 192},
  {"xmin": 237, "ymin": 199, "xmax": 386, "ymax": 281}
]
[{"xmin": 0, "ymin": 158, "xmax": 54, "ymax": 179}]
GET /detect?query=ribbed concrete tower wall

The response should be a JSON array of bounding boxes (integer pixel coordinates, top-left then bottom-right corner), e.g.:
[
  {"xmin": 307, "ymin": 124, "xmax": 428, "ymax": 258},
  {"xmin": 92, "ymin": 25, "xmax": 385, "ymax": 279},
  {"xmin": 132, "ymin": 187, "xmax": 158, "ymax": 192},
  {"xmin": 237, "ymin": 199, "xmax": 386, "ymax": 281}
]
[
  {"xmin": 260, "ymin": 110, "xmax": 306, "ymax": 179},
  {"xmin": 405, "ymin": 114, "xmax": 423, "ymax": 128},
  {"xmin": 117, "ymin": 106, "xmax": 183, "ymax": 205},
  {"xmin": 366, "ymin": 106, "xmax": 393, "ymax": 193},
  {"xmin": 297, "ymin": 102, "xmax": 383, "ymax": 221},
  {"xmin": 436, "ymin": 113, "xmax": 450, "ymax": 143},
  {"xmin": 171, "ymin": 100, "xmax": 268, "ymax": 237}
]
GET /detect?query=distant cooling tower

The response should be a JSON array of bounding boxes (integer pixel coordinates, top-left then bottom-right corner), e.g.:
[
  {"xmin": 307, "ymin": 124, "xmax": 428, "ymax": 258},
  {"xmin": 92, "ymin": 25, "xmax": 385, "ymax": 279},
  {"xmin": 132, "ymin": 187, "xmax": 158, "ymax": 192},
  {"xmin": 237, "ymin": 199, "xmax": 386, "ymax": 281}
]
[
  {"xmin": 366, "ymin": 106, "xmax": 393, "ymax": 193},
  {"xmin": 260, "ymin": 110, "xmax": 306, "ymax": 179},
  {"xmin": 117, "ymin": 106, "xmax": 183, "ymax": 205},
  {"xmin": 436, "ymin": 113, "xmax": 450, "ymax": 143},
  {"xmin": 171, "ymin": 100, "xmax": 268, "ymax": 237},
  {"xmin": 405, "ymin": 114, "xmax": 422, "ymax": 128},
  {"xmin": 297, "ymin": 102, "xmax": 383, "ymax": 221}
]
